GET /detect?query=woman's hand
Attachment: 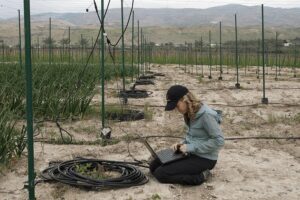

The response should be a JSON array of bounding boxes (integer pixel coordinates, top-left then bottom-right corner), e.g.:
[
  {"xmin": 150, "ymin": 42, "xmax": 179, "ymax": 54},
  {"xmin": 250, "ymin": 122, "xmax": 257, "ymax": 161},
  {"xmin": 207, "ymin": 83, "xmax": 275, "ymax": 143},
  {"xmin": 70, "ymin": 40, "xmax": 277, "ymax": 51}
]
[
  {"xmin": 179, "ymin": 144, "xmax": 187, "ymax": 153},
  {"xmin": 171, "ymin": 143, "xmax": 180, "ymax": 152},
  {"xmin": 171, "ymin": 143, "xmax": 187, "ymax": 154}
]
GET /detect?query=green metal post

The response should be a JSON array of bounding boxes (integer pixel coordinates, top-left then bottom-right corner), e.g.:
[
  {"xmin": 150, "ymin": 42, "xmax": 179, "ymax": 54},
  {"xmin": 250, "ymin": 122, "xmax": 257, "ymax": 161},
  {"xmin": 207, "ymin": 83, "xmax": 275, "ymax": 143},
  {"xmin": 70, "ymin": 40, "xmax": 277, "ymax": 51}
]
[
  {"xmin": 137, "ymin": 20, "xmax": 140, "ymax": 77},
  {"xmin": 141, "ymin": 29, "xmax": 144, "ymax": 75},
  {"xmin": 131, "ymin": 10, "xmax": 134, "ymax": 82},
  {"xmin": 91, "ymin": 37, "xmax": 94, "ymax": 63},
  {"xmin": 293, "ymin": 42, "xmax": 297, "ymax": 77},
  {"xmin": 235, "ymin": 14, "xmax": 240, "ymax": 88},
  {"xmin": 1, "ymin": 41, "xmax": 4, "ymax": 65},
  {"xmin": 49, "ymin": 17, "xmax": 52, "ymax": 65},
  {"xmin": 23, "ymin": 0, "xmax": 35, "ymax": 199},
  {"xmin": 195, "ymin": 41, "xmax": 198, "ymax": 75},
  {"xmin": 257, "ymin": 39, "xmax": 260, "ymax": 79},
  {"xmin": 275, "ymin": 32, "xmax": 278, "ymax": 80},
  {"xmin": 209, "ymin": 31, "xmax": 212, "ymax": 79},
  {"xmin": 178, "ymin": 47, "xmax": 181, "ymax": 68},
  {"xmin": 201, "ymin": 36, "xmax": 203, "ymax": 77},
  {"xmin": 68, "ymin": 27, "xmax": 71, "ymax": 66},
  {"xmin": 244, "ymin": 41, "xmax": 248, "ymax": 75},
  {"xmin": 144, "ymin": 37, "xmax": 146, "ymax": 74},
  {"xmin": 37, "ymin": 36, "xmax": 39, "ymax": 60},
  {"xmin": 219, "ymin": 21, "xmax": 222, "ymax": 80},
  {"xmin": 18, "ymin": 9, "xmax": 23, "ymax": 68},
  {"xmin": 184, "ymin": 42, "xmax": 187, "ymax": 73},
  {"xmin": 81, "ymin": 34, "xmax": 83, "ymax": 63},
  {"xmin": 101, "ymin": 0, "xmax": 105, "ymax": 128},
  {"xmin": 121, "ymin": 0, "xmax": 125, "ymax": 91},
  {"xmin": 261, "ymin": 4, "xmax": 268, "ymax": 104}
]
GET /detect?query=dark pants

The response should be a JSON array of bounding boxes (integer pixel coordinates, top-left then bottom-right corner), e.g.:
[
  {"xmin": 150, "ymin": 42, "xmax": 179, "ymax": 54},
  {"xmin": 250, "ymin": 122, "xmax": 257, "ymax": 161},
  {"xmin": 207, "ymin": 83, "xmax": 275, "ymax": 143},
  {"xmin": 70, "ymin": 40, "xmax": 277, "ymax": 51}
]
[{"xmin": 150, "ymin": 155, "xmax": 217, "ymax": 185}]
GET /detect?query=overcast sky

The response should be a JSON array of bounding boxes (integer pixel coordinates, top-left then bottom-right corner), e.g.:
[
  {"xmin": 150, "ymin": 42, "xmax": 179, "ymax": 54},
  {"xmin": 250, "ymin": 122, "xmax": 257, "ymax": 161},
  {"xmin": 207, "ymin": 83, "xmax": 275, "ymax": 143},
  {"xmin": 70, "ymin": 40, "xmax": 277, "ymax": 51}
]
[{"xmin": 1, "ymin": 0, "xmax": 300, "ymax": 19}]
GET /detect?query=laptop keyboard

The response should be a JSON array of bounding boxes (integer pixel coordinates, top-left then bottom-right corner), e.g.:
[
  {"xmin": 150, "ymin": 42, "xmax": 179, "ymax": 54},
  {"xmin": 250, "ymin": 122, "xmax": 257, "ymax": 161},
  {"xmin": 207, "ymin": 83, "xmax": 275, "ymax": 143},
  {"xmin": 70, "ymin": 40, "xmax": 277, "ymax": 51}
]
[{"xmin": 157, "ymin": 148, "xmax": 185, "ymax": 164}]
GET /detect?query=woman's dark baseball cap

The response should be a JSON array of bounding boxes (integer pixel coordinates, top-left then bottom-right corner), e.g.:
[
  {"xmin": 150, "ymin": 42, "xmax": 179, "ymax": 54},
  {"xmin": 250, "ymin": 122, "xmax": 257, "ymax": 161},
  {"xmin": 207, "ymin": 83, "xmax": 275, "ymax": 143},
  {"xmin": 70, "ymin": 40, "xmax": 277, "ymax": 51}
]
[{"xmin": 165, "ymin": 85, "xmax": 189, "ymax": 111}]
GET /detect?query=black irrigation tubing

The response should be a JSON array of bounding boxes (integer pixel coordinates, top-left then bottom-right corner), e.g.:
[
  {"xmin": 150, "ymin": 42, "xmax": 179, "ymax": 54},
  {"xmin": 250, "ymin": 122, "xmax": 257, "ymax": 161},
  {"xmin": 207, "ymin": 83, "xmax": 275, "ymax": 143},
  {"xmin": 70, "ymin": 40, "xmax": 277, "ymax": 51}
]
[
  {"xmin": 39, "ymin": 157, "xmax": 149, "ymax": 190},
  {"xmin": 129, "ymin": 103, "xmax": 300, "ymax": 108},
  {"xmin": 225, "ymin": 136, "xmax": 300, "ymax": 140},
  {"xmin": 28, "ymin": 118, "xmax": 74, "ymax": 143},
  {"xmin": 210, "ymin": 103, "xmax": 300, "ymax": 107},
  {"xmin": 108, "ymin": 0, "xmax": 135, "ymax": 47},
  {"xmin": 77, "ymin": 0, "xmax": 111, "ymax": 80},
  {"xmin": 118, "ymin": 90, "xmax": 153, "ymax": 99}
]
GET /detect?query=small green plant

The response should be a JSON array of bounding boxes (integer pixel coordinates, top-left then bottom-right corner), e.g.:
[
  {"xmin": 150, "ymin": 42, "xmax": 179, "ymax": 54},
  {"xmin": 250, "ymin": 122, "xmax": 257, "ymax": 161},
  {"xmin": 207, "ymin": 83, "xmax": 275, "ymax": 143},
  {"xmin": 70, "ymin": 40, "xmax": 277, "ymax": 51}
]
[
  {"xmin": 75, "ymin": 163, "xmax": 119, "ymax": 180},
  {"xmin": 144, "ymin": 103, "xmax": 154, "ymax": 121},
  {"xmin": 198, "ymin": 76, "xmax": 203, "ymax": 83},
  {"xmin": 151, "ymin": 194, "xmax": 161, "ymax": 200}
]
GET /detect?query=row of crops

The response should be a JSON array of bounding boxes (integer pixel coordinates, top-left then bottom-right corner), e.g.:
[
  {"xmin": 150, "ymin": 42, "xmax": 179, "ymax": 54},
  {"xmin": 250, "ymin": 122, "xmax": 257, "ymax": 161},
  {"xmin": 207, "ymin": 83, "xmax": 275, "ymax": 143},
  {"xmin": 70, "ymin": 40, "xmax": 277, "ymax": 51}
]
[
  {"xmin": 0, "ymin": 60, "xmax": 137, "ymax": 165},
  {"xmin": 1, "ymin": 44, "xmax": 299, "ymax": 69}
]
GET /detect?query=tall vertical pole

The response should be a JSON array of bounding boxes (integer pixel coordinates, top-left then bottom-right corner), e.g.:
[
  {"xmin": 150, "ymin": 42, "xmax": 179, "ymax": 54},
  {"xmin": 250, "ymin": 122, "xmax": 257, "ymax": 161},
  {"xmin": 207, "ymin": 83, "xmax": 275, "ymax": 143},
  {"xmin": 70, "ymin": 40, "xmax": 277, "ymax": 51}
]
[
  {"xmin": 208, "ymin": 31, "xmax": 212, "ymax": 79},
  {"xmin": 261, "ymin": 4, "xmax": 268, "ymax": 104},
  {"xmin": 121, "ymin": 0, "xmax": 125, "ymax": 91},
  {"xmin": 81, "ymin": 34, "xmax": 83, "ymax": 63},
  {"xmin": 101, "ymin": 0, "xmax": 105, "ymax": 128},
  {"xmin": 257, "ymin": 39, "xmax": 260, "ymax": 79},
  {"xmin": 201, "ymin": 36, "xmax": 203, "ymax": 77},
  {"xmin": 141, "ymin": 29, "xmax": 144, "ymax": 75},
  {"xmin": 178, "ymin": 47, "xmax": 181, "ymax": 68},
  {"xmin": 91, "ymin": 37, "xmax": 94, "ymax": 63},
  {"xmin": 219, "ymin": 21, "xmax": 223, "ymax": 80},
  {"xmin": 184, "ymin": 42, "xmax": 187, "ymax": 73},
  {"xmin": 1, "ymin": 41, "xmax": 4, "ymax": 65},
  {"xmin": 37, "ymin": 36, "xmax": 39, "ymax": 60},
  {"xmin": 235, "ymin": 14, "xmax": 240, "ymax": 88},
  {"xmin": 275, "ymin": 32, "xmax": 278, "ymax": 80},
  {"xmin": 244, "ymin": 41, "xmax": 248, "ymax": 75},
  {"xmin": 18, "ymin": 9, "xmax": 23, "ymax": 68},
  {"xmin": 293, "ymin": 42, "xmax": 297, "ymax": 78},
  {"xmin": 49, "ymin": 17, "xmax": 52, "ymax": 65},
  {"xmin": 131, "ymin": 11, "xmax": 135, "ymax": 82},
  {"xmin": 23, "ymin": 0, "xmax": 35, "ymax": 199},
  {"xmin": 195, "ymin": 41, "xmax": 198, "ymax": 75},
  {"xmin": 68, "ymin": 27, "xmax": 71, "ymax": 65},
  {"xmin": 137, "ymin": 20, "xmax": 140, "ymax": 77}
]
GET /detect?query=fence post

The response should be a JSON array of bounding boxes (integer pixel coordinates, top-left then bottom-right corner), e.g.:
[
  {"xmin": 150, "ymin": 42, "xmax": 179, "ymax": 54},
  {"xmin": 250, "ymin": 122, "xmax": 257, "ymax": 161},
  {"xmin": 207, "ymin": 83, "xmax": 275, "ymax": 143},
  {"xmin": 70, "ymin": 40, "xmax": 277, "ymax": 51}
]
[
  {"xmin": 23, "ymin": 0, "xmax": 35, "ymax": 199},
  {"xmin": 261, "ymin": 4, "xmax": 268, "ymax": 104}
]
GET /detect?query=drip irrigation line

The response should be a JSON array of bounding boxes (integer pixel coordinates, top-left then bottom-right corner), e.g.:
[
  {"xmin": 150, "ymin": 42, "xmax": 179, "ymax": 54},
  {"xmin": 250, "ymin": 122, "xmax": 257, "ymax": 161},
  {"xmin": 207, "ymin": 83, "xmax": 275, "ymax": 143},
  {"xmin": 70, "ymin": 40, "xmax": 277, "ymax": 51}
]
[
  {"xmin": 109, "ymin": 0, "xmax": 135, "ymax": 47},
  {"xmin": 39, "ymin": 157, "xmax": 149, "ymax": 190},
  {"xmin": 77, "ymin": 0, "xmax": 111, "ymax": 82},
  {"xmin": 128, "ymin": 102, "xmax": 300, "ymax": 108},
  {"xmin": 225, "ymin": 136, "xmax": 300, "ymax": 140},
  {"xmin": 29, "ymin": 118, "xmax": 74, "ymax": 143}
]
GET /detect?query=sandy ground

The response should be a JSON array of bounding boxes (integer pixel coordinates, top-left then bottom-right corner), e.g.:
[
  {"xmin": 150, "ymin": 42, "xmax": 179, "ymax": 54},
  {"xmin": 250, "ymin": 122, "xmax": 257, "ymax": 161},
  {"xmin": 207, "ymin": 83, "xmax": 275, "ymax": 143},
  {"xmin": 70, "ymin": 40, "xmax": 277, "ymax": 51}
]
[{"xmin": 0, "ymin": 64, "xmax": 299, "ymax": 200}]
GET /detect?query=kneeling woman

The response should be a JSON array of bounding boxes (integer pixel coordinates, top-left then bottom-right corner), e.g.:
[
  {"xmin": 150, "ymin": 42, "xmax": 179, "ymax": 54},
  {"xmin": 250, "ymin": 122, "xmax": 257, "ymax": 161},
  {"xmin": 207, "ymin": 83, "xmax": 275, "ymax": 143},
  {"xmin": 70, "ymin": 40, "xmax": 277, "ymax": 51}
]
[{"xmin": 150, "ymin": 85, "xmax": 224, "ymax": 185}]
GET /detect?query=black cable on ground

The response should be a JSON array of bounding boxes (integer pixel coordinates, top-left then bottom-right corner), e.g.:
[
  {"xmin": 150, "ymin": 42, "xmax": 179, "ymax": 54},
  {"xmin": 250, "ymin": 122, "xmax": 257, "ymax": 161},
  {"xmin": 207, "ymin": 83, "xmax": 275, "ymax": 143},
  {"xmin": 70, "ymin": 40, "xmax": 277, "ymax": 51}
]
[
  {"xmin": 225, "ymin": 136, "xmax": 300, "ymax": 140},
  {"xmin": 40, "ymin": 157, "xmax": 148, "ymax": 190},
  {"xmin": 134, "ymin": 79, "xmax": 155, "ymax": 85},
  {"xmin": 118, "ymin": 90, "xmax": 153, "ymax": 99}
]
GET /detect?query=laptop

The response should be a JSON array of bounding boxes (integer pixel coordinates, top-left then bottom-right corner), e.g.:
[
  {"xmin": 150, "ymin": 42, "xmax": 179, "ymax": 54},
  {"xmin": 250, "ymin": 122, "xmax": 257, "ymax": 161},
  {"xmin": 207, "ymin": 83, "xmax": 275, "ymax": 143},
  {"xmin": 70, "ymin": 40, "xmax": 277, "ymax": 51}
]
[{"xmin": 142, "ymin": 139, "xmax": 187, "ymax": 165}]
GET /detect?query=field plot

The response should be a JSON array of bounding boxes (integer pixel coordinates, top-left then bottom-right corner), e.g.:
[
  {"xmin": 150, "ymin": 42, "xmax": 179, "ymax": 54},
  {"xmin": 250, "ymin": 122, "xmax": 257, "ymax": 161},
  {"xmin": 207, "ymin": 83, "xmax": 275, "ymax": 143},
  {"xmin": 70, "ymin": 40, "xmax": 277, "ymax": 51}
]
[{"xmin": 0, "ymin": 64, "xmax": 299, "ymax": 200}]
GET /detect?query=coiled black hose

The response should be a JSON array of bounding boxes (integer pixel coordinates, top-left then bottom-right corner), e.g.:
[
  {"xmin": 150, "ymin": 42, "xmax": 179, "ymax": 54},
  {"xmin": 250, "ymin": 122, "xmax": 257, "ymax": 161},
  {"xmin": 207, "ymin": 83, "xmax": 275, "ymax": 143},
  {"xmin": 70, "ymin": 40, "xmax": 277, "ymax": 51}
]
[{"xmin": 40, "ymin": 158, "xmax": 148, "ymax": 190}]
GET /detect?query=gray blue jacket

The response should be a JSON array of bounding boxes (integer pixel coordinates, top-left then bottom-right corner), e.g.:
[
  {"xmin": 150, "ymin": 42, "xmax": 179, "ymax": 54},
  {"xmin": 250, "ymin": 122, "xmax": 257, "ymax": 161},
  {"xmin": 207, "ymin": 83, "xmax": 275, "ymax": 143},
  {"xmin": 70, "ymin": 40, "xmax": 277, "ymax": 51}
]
[{"xmin": 182, "ymin": 104, "xmax": 225, "ymax": 161}]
